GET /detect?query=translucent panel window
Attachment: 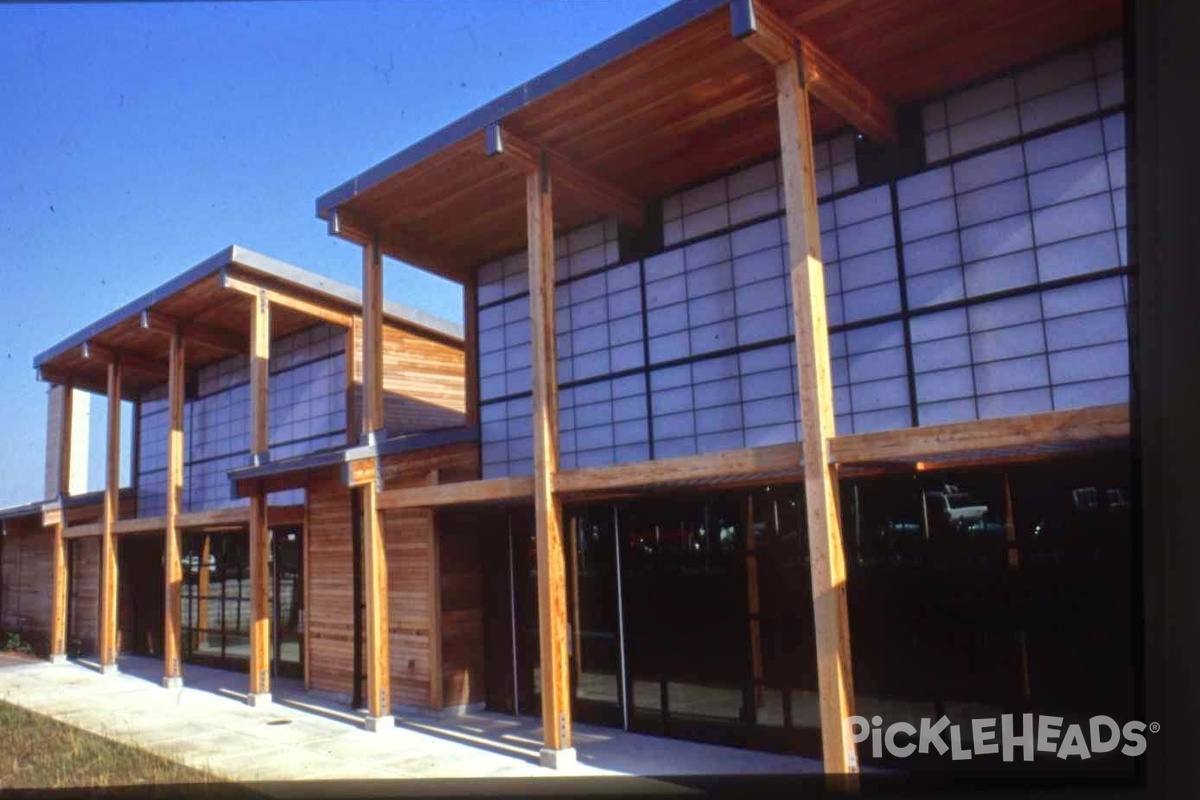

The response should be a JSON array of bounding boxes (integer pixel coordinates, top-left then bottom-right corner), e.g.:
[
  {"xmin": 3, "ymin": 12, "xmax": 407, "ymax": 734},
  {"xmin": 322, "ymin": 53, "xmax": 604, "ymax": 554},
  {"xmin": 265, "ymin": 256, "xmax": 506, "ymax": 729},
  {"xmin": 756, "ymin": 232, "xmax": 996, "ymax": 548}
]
[{"xmin": 559, "ymin": 373, "xmax": 650, "ymax": 469}]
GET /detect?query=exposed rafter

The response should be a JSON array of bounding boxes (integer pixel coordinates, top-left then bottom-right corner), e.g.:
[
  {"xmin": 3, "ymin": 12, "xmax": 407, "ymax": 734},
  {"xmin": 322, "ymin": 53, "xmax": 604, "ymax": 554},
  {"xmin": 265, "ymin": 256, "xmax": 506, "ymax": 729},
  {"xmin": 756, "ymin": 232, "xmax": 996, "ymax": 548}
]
[
  {"xmin": 331, "ymin": 207, "xmax": 459, "ymax": 275},
  {"xmin": 140, "ymin": 310, "xmax": 246, "ymax": 355},
  {"xmin": 220, "ymin": 270, "xmax": 353, "ymax": 328},
  {"xmin": 485, "ymin": 123, "xmax": 644, "ymax": 228},
  {"xmin": 731, "ymin": 0, "xmax": 896, "ymax": 142},
  {"xmin": 80, "ymin": 340, "xmax": 168, "ymax": 377}
]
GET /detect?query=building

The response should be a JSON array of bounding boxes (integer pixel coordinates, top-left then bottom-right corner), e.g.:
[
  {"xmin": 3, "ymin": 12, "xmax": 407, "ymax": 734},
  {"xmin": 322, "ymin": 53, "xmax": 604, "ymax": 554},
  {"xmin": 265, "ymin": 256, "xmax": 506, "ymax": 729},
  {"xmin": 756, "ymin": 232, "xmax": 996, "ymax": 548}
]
[{"xmin": 2, "ymin": 0, "xmax": 1134, "ymax": 779}]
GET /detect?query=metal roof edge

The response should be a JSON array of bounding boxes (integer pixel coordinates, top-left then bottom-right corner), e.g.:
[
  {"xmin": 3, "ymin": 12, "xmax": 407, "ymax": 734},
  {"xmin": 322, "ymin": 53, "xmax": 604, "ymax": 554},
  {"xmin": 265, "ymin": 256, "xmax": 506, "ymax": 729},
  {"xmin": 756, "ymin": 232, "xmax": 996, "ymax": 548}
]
[{"xmin": 314, "ymin": 0, "xmax": 728, "ymax": 218}]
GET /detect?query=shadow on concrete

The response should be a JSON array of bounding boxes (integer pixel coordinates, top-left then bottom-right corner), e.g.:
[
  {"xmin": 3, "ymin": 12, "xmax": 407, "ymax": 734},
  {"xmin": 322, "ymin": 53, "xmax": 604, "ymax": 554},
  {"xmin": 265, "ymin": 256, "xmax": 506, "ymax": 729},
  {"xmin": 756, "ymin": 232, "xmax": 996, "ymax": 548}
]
[{"xmin": 104, "ymin": 655, "xmax": 824, "ymax": 777}]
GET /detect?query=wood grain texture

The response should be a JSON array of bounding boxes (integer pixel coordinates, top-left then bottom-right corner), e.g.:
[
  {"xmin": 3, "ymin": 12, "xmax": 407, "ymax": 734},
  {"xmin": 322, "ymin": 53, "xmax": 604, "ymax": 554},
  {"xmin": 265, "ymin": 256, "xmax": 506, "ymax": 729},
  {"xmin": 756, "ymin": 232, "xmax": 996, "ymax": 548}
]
[
  {"xmin": 0, "ymin": 521, "xmax": 52, "ymax": 637},
  {"xmin": 437, "ymin": 513, "xmax": 487, "ymax": 709},
  {"xmin": 99, "ymin": 361, "xmax": 122, "ymax": 668},
  {"xmin": 777, "ymin": 55, "xmax": 858, "ymax": 776},
  {"xmin": 362, "ymin": 479, "xmax": 392, "ymax": 717},
  {"xmin": 248, "ymin": 492, "xmax": 271, "ymax": 695},
  {"xmin": 362, "ymin": 239, "xmax": 385, "ymax": 437},
  {"xmin": 350, "ymin": 317, "xmax": 467, "ymax": 438},
  {"xmin": 336, "ymin": 0, "xmax": 1121, "ymax": 280},
  {"xmin": 527, "ymin": 164, "xmax": 572, "ymax": 753},
  {"xmin": 69, "ymin": 537, "xmax": 100, "ymax": 654},
  {"xmin": 163, "ymin": 331, "xmax": 185, "ymax": 680},
  {"xmin": 305, "ymin": 471, "xmax": 358, "ymax": 695}
]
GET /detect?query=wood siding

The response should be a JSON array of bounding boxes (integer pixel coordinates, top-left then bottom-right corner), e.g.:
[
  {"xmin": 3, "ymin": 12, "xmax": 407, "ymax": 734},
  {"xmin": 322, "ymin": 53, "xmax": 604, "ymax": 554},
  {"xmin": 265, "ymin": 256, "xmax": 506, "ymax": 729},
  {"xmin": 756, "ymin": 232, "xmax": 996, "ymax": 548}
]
[
  {"xmin": 305, "ymin": 470, "xmax": 358, "ymax": 695},
  {"xmin": 352, "ymin": 320, "xmax": 467, "ymax": 438},
  {"xmin": 438, "ymin": 516, "xmax": 487, "ymax": 708},
  {"xmin": 1, "ymin": 522, "xmax": 51, "ymax": 639},
  {"xmin": 69, "ymin": 537, "xmax": 99, "ymax": 654}
]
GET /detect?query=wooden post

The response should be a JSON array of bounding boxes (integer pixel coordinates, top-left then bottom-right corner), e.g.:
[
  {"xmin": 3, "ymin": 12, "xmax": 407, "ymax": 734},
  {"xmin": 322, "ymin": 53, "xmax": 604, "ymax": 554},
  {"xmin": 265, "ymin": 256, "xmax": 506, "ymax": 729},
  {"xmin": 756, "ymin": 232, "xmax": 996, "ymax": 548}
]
[
  {"xmin": 247, "ymin": 290, "xmax": 272, "ymax": 706},
  {"xmin": 197, "ymin": 534, "xmax": 211, "ymax": 649},
  {"xmin": 777, "ymin": 55, "xmax": 859, "ymax": 777},
  {"xmin": 358, "ymin": 235, "xmax": 393, "ymax": 730},
  {"xmin": 362, "ymin": 237, "xmax": 384, "ymax": 442},
  {"xmin": 527, "ymin": 158, "xmax": 574, "ymax": 768},
  {"xmin": 427, "ymin": 469, "xmax": 443, "ymax": 712},
  {"xmin": 48, "ymin": 385, "xmax": 73, "ymax": 663},
  {"xmin": 99, "ymin": 361, "xmax": 122, "ymax": 673},
  {"xmin": 162, "ymin": 332, "xmax": 185, "ymax": 688},
  {"xmin": 463, "ymin": 275, "xmax": 480, "ymax": 427}
]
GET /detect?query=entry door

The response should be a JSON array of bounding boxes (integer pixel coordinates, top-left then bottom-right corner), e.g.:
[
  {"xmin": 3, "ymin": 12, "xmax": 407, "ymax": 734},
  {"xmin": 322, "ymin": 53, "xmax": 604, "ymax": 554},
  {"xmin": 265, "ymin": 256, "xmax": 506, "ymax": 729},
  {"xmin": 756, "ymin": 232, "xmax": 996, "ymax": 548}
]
[
  {"xmin": 619, "ymin": 495, "xmax": 754, "ymax": 747},
  {"xmin": 566, "ymin": 506, "xmax": 625, "ymax": 728},
  {"xmin": 272, "ymin": 527, "xmax": 303, "ymax": 679}
]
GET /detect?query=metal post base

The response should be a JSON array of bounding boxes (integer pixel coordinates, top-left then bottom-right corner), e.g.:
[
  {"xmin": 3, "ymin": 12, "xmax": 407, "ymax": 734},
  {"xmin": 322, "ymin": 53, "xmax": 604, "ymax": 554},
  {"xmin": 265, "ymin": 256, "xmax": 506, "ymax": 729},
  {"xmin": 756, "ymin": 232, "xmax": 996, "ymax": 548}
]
[
  {"xmin": 363, "ymin": 714, "xmax": 395, "ymax": 733},
  {"xmin": 162, "ymin": 676, "xmax": 184, "ymax": 689},
  {"xmin": 539, "ymin": 747, "xmax": 577, "ymax": 770},
  {"xmin": 245, "ymin": 692, "xmax": 272, "ymax": 708},
  {"xmin": 48, "ymin": 653, "xmax": 69, "ymax": 665},
  {"xmin": 98, "ymin": 663, "xmax": 119, "ymax": 676}
]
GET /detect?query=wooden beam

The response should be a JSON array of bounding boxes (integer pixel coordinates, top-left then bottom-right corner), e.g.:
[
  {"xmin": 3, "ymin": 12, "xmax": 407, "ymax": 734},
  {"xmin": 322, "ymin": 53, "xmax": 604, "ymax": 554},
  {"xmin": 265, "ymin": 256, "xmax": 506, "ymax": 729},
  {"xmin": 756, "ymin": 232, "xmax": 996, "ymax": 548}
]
[
  {"xmin": 163, "ymin": 332, "xmax": 185, "ymax": 686},
  {"xmin": 57, "ymin": 384, "xmax": 73, "ymax": 499},
  {"xmin": 63, "ymin": 521, "xmax": 103, "ymax": 539},
  {"xmin": 526, "ymin": 159, "xmax": 573, "ymax": 761},
  {"xmin": 248, "ymin": 492, "xmax": 271, "ymax": 701},
  {"xmin": 732, "ymin": 0, "xmax": 896, "ymax": 142},
  {"xmin": 377, "ymin": 476, "xmax": 535, "ymax": 510},
  {"xmin": 361, "ymin": 237, "xmax": 385, "ymax": 441},
  {"xmin": 197, "ymin": 534, "xmax": 212, "ymax": 650},
  {"xmin": 361, "ymin": 481, "xmax": 392, "ymax": 721},
  {"xmin": 99, "ymin": 360, "xmax": 122, "ymax": 671},
  {"xmin": 555, "ymin": 442, "xmax": 804, "ymax": 496},
  {"xmin": 249, "ymin": 289, "xmax": 270, "ymax": 461},
  {"xmin": 777, "ymin": 53, "xmax": 859, "ymax": 776},
  {"xmin": 247, "ymin": 287, "xmax": 271, "ymax": 704},
  {"xmin": 832, "ymin": 404, "xmax": 1130, "ymax": 465},
  {"xmin": 177, "ymin": 507, "xmax": 250, "ymax": 529},
  {"xmin": 345, "ymin": 457, "xmax": 377, "ymax": 488},
  {"xmin": 49, "ymin": 520, "xmax": 67, "ymax": 659},
  {"xmin": 462, "ymin": 276, "xmax": 480, "ymax": 427},
  {"xmin": 82, "ymin": 340, "xmax": 168, "ymax": 378},
  {"xmin": 42, "ymin": 505, "xmax": 63, "ymax": 529},
  {"xmin": 37, "ymin": 366, "xmax": 109, "ymax": 398},
  {"xmin": 140, "ymin": 310, "xmax": 246, "ymax": 355},
  {"xmin": 113, "ymin": 516, "xmax": 167, "ymax": 535},
  {"xmin": 222, "ymin": 271, "xmax": 353, "ymax": 328},
  {"xmin": 334, "ymin": 207, "xmax": 458, "ymax": 276},
  {"xmin": 486, "ymin": 123, "xmax": 644, "ymax": 228}
]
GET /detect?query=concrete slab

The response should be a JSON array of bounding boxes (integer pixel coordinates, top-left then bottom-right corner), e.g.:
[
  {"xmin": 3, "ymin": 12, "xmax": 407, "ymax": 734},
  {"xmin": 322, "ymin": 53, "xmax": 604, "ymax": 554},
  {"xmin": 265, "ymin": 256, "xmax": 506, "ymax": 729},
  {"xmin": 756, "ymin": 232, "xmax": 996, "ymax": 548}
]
[{"xmin": 0, "ymin": 654, "xmax": 825, "ymax": 784}]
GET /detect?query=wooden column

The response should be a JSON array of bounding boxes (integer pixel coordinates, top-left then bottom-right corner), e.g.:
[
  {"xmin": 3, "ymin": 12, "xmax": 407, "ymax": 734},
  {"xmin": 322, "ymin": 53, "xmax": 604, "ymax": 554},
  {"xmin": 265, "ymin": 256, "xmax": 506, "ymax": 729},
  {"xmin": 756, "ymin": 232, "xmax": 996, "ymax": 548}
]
[
  {"xmin": 463, "ymin": 276, "xmax": 480, "ymax": 427},
  {"xmin": 247, "ymin": 290, "xmax": 272, "ymax": 705},
  {"xmin": 48, "ymin": 385, "xmax": 73, "ymax": 663},
  {"xmin": 777, "ymin": 56, "xmax": 859, "ymax": 776},
  {"xmin": 197, "ymin": 534, "xmax": 211, "ymax": 648},
  {"xmin": 527, "ymin": 159, "xmax": 573, "ymax": 767},
  {"xmin": 359, "ymin": 235, "xmax": 393, "ymax": 730},
  {"xmin": 362, "ymin": 238, "xmax": 384, "ymax": 442},
  {"xmin": 99, "ymin": 362, "xmax": 122, "ymax": 673},
  {"xmin": 162, "ymin": 332, "xmax": 185, "ymax": 688}
]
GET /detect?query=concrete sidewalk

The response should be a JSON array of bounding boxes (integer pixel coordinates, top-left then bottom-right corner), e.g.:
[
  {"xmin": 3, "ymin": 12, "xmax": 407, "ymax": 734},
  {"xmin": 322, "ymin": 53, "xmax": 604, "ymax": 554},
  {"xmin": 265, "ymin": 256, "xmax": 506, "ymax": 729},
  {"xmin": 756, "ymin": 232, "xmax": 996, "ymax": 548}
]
[{"xmin": 0, "ymin": 652, "xmax": 822, "ymax": 792}]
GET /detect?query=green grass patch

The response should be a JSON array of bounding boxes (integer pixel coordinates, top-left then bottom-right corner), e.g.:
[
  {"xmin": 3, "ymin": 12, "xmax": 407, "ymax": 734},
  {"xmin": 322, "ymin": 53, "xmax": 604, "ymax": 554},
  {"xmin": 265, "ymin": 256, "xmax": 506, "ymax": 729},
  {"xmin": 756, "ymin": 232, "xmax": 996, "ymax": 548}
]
[{"xmin": 0, "ymin": 699, "xmax": 261, "ymax": 795}]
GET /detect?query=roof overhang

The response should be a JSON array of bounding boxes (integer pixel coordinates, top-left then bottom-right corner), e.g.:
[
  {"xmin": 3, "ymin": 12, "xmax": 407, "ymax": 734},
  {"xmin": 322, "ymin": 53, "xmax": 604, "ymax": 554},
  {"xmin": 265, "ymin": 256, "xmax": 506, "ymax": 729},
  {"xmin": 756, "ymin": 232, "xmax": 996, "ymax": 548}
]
[
  {"xmin": 316, "ymin": 0, "xmax": 1123, "ymax": 281},
  {"xmin": 33, "ymin": 245, "xmax": 463, "ymax": 399}
]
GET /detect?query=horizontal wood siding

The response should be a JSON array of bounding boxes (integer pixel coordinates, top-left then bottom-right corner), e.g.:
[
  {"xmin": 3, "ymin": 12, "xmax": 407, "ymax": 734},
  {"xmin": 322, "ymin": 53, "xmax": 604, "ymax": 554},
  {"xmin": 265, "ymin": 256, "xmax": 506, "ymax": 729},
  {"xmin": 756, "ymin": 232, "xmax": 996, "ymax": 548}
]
[
  {"xmin": 385, "ymin": 508, "xmax": 433, "ymax": 707},
  {"xmin": 1, "ymin": 522, "xmax": 51, "ymax": 638},
  {"xmin": 69, "ymin": 537, "xmax": 99, "ymax": 654},
  {"xmin": 352, "ymin": 319, "xmax": 467, "ymax": 437},
  {"xmin": 305, "ymin": 470, "xmax": 357, "ymax": 696}
]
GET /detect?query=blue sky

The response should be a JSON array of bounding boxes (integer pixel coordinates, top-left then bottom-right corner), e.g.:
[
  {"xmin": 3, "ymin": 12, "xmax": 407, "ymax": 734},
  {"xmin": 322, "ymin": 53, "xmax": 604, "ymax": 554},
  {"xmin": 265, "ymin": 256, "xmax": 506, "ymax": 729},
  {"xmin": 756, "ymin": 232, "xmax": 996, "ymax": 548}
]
[{"xmin": 0, "ymin": 0, "xmax": 675, "ymax": 508}]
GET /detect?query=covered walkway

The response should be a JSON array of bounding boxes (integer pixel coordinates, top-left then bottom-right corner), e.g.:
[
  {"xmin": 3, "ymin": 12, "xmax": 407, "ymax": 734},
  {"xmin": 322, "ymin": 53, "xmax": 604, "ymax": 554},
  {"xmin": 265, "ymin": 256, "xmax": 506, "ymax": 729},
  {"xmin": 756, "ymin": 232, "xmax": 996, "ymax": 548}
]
[{"xmin": 0, "ymin": 653, "xmax": 822, "ymax": 792}]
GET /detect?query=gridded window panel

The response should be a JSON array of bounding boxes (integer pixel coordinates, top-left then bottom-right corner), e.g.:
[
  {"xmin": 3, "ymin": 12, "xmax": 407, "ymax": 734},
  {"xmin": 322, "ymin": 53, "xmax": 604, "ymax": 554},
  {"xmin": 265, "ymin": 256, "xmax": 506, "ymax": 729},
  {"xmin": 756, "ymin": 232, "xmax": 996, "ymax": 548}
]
[
  {"xmin": 478, "ymin": 295, "xmax": 532, "ymax": 401},
  {"xmin": 559, "ymin": 373, "xmax": 649, "ymax": 470},
  {"xmin": 480, "ymin": 395, "xmax": 534, "ymax": 479},
  {"xmin": 825, "ymin": 186, "xmax": 901, "ymax": 324},
  {"xmin": 923, "ymin": 38, "xmax": 1121, "ymax": 164}
]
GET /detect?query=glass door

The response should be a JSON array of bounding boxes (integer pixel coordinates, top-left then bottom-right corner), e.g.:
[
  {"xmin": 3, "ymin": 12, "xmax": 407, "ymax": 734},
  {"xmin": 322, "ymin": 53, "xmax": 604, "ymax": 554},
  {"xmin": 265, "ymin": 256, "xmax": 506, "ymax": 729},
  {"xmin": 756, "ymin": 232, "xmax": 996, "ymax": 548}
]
[
  {"xmin": 566, "ymin": 505, "xmax": 625, "ymax": 728},
  {"xmin": 272, "ymin": 527, "xmax": 303, "ymax": 679}
]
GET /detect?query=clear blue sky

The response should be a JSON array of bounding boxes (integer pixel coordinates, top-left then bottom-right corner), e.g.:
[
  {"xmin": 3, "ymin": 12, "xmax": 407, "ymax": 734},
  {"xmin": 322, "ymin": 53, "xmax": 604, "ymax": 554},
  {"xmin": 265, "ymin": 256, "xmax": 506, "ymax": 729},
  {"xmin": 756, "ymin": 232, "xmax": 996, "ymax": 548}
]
[{"xmin": 0, "ymin": 0, "xmax": 675, "ymax": 508}]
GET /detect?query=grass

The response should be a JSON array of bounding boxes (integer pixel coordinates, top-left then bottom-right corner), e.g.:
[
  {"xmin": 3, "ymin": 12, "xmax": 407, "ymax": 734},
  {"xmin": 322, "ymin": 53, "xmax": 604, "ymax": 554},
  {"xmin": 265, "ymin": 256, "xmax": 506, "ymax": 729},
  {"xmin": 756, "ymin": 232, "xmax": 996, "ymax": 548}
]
[{"xmin": 0, "ymin": 698, "xmax": 262, "ymax": 795}]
